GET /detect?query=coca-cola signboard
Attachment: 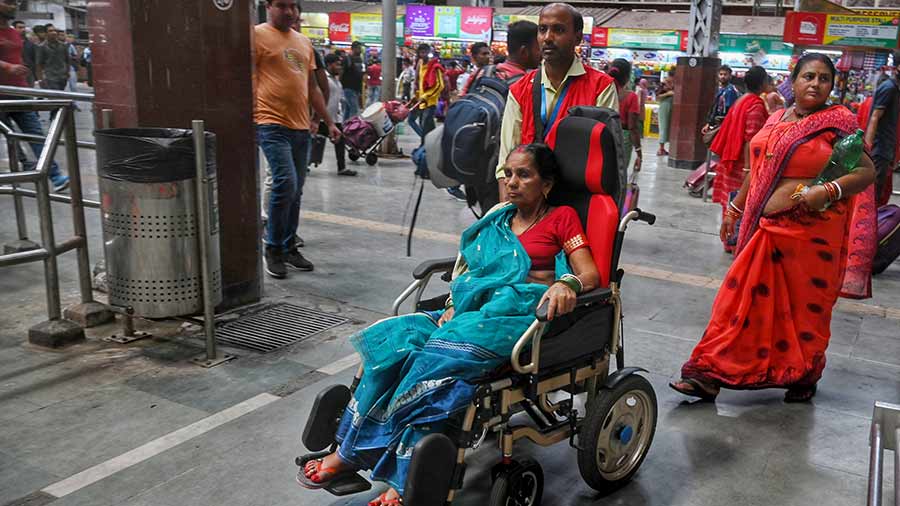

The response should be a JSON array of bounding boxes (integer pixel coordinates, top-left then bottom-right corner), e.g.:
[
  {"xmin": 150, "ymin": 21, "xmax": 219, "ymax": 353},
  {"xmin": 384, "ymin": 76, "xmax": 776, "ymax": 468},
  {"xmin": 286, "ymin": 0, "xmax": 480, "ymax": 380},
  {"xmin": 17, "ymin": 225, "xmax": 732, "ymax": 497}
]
[
  {"xmin": 329, "ymin": 12, "xmax": 351, "ymax": 43},
  {"xmin": 460, "ymin": 7, "xmax": 492, "ymax": 41}
]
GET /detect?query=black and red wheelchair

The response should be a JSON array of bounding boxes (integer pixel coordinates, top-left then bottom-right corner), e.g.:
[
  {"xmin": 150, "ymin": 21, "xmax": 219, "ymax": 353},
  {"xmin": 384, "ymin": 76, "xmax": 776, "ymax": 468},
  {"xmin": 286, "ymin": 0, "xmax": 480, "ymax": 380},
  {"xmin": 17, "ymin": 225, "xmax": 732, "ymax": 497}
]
[{"xmin": 298, "ymin": 107, "xmax": 658, "ymax": 505}]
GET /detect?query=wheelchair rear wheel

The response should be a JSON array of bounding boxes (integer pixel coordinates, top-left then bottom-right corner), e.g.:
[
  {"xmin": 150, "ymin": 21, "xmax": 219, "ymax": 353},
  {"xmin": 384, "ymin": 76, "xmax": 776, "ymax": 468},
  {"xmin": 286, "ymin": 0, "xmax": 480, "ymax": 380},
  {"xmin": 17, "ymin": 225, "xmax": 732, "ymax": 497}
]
[
  {"xmin": 577, "ymin": 374, "xmax": 657, "ymax": 494},
  {"xmin": 489, "ymin": 458, "xmax": 543, "ymax": 506}
]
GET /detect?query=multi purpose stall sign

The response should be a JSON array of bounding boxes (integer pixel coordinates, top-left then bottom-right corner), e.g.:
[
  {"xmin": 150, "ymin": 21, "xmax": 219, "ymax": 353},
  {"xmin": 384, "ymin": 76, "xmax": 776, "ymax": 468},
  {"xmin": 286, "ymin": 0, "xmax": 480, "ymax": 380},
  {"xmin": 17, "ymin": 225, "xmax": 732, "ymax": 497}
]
[
  {"xmin": 784, "ymin": 11, "xmax": 900, "ymax": 48},
  {"xmin": 592, "ymin": 27, "xmax": 688, "ymax": 51}
]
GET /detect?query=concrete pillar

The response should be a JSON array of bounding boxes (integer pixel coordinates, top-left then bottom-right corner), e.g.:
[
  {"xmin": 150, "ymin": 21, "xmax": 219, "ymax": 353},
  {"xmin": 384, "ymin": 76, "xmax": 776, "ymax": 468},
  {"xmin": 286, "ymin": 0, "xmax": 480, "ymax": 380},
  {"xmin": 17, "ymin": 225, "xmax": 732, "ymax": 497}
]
[
  {"xmin": 669, "ymin": 0, "xmax": 722, "ymax": 170},
  {"xmin": 668, "ymin": 56, "xmax": 721, "ymax": 170},
  {"xmin": 87, "ymin": 0, "xmax": 261, "ymax": 309}
]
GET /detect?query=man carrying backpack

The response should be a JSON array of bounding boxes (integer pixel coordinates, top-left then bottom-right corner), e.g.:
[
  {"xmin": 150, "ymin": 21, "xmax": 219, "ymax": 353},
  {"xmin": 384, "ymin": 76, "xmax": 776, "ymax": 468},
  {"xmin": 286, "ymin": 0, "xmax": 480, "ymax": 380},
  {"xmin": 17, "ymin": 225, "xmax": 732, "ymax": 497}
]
[
  {"xmin": 464, "ymin": 20, "xmax": 540, "ymax": 211},
  {"xmin": 496, "ymin": 3, "xmax": 618, "ymax": 202}
]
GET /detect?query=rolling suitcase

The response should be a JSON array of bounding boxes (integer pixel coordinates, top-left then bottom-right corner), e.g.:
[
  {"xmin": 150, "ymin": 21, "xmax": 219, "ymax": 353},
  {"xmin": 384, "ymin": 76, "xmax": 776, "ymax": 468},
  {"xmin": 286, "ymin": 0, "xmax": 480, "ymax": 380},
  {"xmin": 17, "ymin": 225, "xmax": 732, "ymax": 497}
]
[
  {"xmin": 685, "ymin": 160, "xmax": 716, "ymax": 198},
  {"xmin": 873, "ymin": 204, "xmax": 900, "ymax": 274}
]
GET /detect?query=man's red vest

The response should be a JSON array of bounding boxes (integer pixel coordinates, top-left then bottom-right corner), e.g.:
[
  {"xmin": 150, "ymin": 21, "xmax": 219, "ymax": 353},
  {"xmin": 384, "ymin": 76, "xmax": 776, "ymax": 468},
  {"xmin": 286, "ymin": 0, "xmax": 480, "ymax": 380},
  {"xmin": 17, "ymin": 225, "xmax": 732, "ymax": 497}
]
[{"xmin": 510, "ymin": 63, "xmax": 615, "ymax": 148}]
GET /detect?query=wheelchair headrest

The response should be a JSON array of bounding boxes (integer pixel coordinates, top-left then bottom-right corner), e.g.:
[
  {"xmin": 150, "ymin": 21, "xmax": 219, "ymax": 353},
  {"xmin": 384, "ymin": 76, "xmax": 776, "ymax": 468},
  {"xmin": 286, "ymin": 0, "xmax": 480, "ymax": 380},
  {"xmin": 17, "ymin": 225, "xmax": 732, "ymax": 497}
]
[{"xmin": 550, "ymin": 108, "xmax": 623, "ymax": 204}]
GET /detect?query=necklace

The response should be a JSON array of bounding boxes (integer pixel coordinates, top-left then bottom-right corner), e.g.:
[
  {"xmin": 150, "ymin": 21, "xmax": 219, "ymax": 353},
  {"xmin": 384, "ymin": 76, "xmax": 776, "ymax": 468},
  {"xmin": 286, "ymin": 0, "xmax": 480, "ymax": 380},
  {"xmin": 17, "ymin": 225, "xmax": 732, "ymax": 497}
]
[
  {"xmin": 515, "ymin": 202, "xmax": 549, "ymax": 236},
  {"xmin": 788, "ymin": 104, "xmax": 825, "ymax": 121}
]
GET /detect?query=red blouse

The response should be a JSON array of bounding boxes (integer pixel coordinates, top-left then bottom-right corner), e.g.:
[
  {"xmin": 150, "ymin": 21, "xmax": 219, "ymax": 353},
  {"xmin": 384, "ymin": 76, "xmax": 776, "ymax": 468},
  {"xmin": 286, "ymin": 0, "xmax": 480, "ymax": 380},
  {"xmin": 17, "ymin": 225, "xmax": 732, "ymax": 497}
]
[
  {"xmin": 749, "ymin": 115, "xmax": 836, "ymax": 179},
  {"xmin": 516, "ymin": 206, "xmax": 589, "ymax": 270}
]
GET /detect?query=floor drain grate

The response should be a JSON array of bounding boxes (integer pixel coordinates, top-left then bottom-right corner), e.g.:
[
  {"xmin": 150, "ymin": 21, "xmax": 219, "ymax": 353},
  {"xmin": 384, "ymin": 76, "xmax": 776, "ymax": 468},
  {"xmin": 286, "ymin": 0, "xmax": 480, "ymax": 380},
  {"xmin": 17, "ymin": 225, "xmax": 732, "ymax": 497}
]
[{"xmin": 215, "ymin": 303, "xmax": 349, "ymax": 353}]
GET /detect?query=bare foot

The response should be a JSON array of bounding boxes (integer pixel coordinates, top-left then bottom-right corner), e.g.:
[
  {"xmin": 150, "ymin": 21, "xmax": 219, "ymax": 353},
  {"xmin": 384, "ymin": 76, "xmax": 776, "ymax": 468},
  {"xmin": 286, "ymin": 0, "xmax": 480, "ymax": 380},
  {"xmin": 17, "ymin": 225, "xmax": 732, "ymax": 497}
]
[{"xmin": 303, "ymin": 452, "xmax": 352, "ymax": 483}]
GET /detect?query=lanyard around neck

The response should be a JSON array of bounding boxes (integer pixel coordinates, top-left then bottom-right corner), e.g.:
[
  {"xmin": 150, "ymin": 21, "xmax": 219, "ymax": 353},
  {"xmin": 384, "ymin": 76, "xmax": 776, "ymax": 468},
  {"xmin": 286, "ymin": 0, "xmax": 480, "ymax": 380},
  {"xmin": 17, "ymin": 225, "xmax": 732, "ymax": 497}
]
[{"xmin": 540, "ymin": 77, "xmax": 574, "ymax": 137}]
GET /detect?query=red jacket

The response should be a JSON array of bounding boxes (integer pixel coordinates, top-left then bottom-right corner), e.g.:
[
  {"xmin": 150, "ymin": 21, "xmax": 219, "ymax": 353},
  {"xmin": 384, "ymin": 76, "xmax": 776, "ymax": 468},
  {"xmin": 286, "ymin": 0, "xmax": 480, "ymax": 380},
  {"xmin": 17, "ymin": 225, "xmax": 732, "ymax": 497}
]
[{"xmin": 509, "ymin": 65, "xmax": 615, "ymax": 148}]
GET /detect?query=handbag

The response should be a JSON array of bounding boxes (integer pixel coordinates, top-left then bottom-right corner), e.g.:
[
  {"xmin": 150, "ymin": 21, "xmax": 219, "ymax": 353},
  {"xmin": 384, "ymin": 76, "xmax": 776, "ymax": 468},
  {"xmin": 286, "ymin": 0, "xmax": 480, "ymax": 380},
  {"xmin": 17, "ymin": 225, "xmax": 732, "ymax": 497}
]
[{"xmin": 701, "ymin": 123, "xmax": 721, "ymax": 146}]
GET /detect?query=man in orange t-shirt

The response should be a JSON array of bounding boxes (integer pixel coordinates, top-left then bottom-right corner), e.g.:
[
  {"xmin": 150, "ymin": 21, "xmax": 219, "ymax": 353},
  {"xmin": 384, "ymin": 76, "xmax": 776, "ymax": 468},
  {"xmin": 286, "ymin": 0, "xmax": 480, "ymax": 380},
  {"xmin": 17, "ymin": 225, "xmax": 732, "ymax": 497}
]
[{"xmin": 255, "ymin": 0, "xmax": 339, "ymax": 279}]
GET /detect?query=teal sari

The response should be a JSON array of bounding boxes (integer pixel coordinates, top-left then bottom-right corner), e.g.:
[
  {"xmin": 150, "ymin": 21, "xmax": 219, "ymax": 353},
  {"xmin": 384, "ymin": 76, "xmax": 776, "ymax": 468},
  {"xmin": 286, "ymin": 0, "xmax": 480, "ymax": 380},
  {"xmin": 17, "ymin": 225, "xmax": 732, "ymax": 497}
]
[{"xmin": 334, "ymin": 204, "xmax": 569, "ymax": 493}]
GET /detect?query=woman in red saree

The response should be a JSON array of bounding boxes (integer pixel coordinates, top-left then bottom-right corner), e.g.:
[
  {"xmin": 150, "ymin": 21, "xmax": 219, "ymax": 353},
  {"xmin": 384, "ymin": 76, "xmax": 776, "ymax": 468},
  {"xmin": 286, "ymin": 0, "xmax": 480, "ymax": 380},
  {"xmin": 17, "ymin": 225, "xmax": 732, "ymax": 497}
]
[
  {"xmin": 671, "ymin": 54, "xmax": 878, "ymax": 403},
  {"xmin": 709, "ymin": 66, "xmax": 770, "ymax": 253}
]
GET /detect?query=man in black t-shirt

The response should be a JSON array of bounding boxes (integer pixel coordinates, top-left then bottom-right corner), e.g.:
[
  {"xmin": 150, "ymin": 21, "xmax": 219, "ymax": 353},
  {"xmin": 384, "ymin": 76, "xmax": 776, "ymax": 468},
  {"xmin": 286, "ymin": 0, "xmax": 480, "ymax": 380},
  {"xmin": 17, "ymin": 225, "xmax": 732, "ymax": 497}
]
[
  {"xmin": 864, "ymin": 74, "xmax": 899, "ymax": 206},
  {"xmin": 340, "ymin": 41, "xmax": 365, "ymax": 119}
]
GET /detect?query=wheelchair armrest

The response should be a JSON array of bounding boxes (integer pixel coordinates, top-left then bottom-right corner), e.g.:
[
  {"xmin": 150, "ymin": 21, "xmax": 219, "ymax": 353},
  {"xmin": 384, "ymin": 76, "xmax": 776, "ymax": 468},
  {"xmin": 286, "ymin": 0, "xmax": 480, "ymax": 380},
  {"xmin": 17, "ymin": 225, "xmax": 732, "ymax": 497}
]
[
  {"xmin": 412, "ymin": 257, "xmax": 456, "ymax": 280},
  {"xmin": 535, "ymin": 287, "xmax": 613, "ymax": 322}
]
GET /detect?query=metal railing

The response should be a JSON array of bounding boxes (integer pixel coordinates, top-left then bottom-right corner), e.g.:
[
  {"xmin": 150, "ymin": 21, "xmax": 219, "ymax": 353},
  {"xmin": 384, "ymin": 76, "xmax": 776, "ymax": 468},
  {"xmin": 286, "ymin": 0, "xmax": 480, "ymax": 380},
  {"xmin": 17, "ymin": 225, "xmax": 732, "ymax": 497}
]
[
  {"xmin": 0, "ymin": 99, "xmax": 103, "ymax": 338},
  {"xmin": 867, "ymin": 401, "xmax": 900, "ymax": 506},
  {"xmin": 0, "ymin": 86, "xmax": 228, "ymax": 364}
]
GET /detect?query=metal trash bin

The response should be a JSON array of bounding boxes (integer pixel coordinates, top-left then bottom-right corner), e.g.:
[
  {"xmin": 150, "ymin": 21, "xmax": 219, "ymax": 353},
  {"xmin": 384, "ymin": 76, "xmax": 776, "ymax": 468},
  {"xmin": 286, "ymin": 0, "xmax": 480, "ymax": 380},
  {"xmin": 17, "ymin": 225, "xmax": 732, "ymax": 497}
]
[{"xmin": 96, "ymin": 128, "xmax": 222, "ymax": 318}]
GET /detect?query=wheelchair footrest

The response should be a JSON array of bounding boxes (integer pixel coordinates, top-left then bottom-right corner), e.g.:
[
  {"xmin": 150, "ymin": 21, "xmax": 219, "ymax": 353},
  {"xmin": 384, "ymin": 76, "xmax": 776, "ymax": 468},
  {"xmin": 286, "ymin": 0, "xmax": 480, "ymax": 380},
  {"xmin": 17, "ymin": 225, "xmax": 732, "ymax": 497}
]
[
  {"xmin": 295, "ymin": 451, "xmax": 373, "ymax": 497},
  {"xmin": 324, "ymin": 472, "xmax": 372, "ymax": 496}
]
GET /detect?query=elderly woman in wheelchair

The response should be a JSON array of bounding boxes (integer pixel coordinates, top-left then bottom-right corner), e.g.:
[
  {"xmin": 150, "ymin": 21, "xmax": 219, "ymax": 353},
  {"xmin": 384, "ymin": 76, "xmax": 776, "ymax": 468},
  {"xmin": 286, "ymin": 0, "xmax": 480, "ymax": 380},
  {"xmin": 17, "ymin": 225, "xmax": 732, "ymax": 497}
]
[{"xmin": 298, "ymin": 112, "xmax": 657, "ymax": 506}]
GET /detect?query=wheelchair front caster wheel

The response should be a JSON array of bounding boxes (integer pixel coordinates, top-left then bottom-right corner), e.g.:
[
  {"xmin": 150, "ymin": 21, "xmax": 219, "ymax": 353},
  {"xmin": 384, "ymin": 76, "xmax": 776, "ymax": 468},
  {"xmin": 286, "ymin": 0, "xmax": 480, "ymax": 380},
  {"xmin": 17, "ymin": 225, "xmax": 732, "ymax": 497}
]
[
  {"xmin": 365, "ymin": 152, "xmax": 378, "ymax": 166},
  {"xmin": 489, "ymin": 458, "xmax": 543, "ymax": 506},
  {"xmin": 577, "ymin": 374, "xmax": 657, "ymax": 495}
]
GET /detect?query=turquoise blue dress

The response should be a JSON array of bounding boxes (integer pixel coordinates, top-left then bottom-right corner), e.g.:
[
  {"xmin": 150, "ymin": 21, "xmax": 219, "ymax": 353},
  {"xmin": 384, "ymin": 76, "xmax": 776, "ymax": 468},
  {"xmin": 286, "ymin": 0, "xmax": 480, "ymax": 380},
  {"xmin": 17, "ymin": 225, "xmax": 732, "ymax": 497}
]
[{"xmin": 334, "ymin": 204, "xmax": 570, "ymax": 493}]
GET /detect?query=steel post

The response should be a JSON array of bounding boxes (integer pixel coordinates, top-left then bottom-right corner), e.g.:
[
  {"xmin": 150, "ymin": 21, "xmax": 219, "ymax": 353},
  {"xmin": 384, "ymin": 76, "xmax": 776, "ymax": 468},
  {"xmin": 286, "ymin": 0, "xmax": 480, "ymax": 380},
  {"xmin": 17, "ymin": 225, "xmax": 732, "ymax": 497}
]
[
  {"xmin": 31, "ymin": 112, "xmax": 67, "ymax": 320},
  {"xmin": 35, "ymin": 175, "xmax": 61, "ymax": 319},
  {"xmin": 895, "ymin": 427, "xmax": 899, "ymax": 506},
  {"xmin": 688, "ymin": 0, "xmax": 722, "ymax": 57},
  {"xmin": 60, "ymin": 104, "xmax": 113, "ymax": 327},
  {"xmin": 190, "ymin": 120, "xmax": 231, "ymax": 367},
  {"xmin": 63, "ymin": 106, "xmax": 93, "ymax": 302},
  {"xmin": 867, "ymin": 422, "xmax": 883, "ymax": 506},
  {"xmin": 7, "ymin": 137, "xmax": 27, "ymax": 240}
]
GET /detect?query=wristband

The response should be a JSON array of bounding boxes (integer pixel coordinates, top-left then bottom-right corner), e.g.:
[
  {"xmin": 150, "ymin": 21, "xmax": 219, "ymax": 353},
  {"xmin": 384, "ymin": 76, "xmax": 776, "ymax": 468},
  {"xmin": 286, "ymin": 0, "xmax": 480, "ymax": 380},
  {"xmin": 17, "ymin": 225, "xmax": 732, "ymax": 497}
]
[
  {"xmin": 444, "ymin": 295, "xmax": 454, "ymax": 309},
  {"xmin": 728, "ymin": 201, "xmax": 743, "ymax": 215}
]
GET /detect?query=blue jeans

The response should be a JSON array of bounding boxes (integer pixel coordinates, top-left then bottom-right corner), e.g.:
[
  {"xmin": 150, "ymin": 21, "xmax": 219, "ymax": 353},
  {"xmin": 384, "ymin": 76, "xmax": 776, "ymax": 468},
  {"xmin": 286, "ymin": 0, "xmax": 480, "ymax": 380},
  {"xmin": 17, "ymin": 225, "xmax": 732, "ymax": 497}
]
[
  {"xmin": 366, "ymin": 86, "xmax": 381, "ymax": 107},
  {"xmin": 408, "ymin": 106, "xmax": 436, "ymax": 145},
  {"xmin": 257, "ymin": 124, "xmax": 309, "ymax": 254},
  {"xmin": 0, "ymin": 110, "xmax": 64, "ymax": 181},
  {"xmin": 343, "ymin": 89, "xmax": 360, "ymax": 119}
]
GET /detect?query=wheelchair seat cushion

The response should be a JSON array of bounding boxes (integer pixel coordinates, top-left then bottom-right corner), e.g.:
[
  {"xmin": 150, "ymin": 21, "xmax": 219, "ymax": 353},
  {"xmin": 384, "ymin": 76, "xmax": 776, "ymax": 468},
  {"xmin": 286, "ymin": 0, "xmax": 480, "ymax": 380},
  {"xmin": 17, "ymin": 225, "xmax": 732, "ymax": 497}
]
[{"xmin": 549, "ymin": 115, "xmax": 622, "ymax": 286}]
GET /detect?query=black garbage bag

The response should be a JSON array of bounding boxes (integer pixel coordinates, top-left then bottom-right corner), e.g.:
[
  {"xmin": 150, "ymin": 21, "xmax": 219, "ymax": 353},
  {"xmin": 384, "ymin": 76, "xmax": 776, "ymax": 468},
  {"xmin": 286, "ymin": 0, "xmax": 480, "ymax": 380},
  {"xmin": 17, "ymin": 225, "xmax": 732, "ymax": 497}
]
[{"xmin": 95, "ymin": 128, "xmax": 216, "ymax": 183}]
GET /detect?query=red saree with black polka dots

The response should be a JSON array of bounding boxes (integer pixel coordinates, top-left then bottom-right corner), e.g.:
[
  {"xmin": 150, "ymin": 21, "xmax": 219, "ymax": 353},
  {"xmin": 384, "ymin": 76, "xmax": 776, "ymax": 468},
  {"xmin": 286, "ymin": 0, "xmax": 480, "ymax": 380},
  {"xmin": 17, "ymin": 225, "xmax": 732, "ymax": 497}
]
[{"xmin": 681, "ymin": 106, "xmax": 877, "ymax": 389}]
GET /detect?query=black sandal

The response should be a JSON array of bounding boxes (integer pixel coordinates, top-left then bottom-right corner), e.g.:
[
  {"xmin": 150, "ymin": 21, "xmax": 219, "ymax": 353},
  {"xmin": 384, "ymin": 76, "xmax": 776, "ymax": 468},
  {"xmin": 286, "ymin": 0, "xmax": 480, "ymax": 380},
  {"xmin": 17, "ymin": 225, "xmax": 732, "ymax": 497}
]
[
  {"xmin": 669, "ymin": 378, "xmax": 720, "ymax": 401},
  {"xmin": 784, "ymin": 385, "xmax": 817, "ymax": 403}
]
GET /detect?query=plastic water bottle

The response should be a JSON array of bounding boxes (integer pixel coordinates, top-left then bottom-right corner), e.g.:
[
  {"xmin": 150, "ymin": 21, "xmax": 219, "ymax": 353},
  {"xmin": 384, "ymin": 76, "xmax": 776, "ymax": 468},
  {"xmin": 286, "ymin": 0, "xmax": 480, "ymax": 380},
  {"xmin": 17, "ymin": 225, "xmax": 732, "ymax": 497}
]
[{"xmin": 814, "ymin": 129, "xmax": 864, "ymax": 185}]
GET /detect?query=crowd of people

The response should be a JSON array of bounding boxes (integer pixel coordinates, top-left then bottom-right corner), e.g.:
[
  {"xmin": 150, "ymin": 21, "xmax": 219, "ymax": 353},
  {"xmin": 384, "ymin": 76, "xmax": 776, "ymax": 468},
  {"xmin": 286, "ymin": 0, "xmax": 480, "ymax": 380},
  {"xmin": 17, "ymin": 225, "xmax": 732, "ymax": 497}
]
[{"xmin": 0, "ymin": 1, "xmax": 91, "ymax": 192}]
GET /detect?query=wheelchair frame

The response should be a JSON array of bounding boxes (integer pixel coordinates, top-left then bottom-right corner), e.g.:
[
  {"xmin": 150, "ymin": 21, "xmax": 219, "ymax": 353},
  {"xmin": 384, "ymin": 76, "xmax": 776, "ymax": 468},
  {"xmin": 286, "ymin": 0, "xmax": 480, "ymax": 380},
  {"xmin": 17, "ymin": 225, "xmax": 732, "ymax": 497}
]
[{"xmin": 300, "ymin": 209, "xmax": 657, "ymax": 505}]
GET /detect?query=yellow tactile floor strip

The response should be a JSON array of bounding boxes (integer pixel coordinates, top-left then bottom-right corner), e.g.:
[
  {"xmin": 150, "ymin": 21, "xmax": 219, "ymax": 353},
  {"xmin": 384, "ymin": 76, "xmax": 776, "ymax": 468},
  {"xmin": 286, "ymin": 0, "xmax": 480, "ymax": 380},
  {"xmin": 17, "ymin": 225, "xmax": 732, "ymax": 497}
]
[{"xmin": 302, "ymin": 211, "xmax": 900, "ymax": 321}]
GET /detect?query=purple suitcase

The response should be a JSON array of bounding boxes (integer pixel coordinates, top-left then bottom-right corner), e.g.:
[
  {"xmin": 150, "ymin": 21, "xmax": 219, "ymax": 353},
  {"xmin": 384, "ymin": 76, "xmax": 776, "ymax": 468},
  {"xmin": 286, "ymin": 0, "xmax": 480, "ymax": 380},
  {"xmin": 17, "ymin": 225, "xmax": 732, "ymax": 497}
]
[
  {"xmin": 685, "ymin": 160, "xmax": 717, "ymax": 197},
  {"xmin": 342, "ymin": 116, "xmax": 379, "ymax": 152},
  {"xmin": 873, "ymin": 204, "xmax": 900, "ymax": 274}
]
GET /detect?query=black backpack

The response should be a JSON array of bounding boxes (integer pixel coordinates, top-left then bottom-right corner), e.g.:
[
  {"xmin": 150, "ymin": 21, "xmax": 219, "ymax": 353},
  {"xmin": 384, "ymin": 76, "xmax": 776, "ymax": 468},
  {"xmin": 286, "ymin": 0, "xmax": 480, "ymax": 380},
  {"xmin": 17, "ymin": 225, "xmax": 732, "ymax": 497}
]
[{"xmin": 440, "ymin": 66, "xmax": 521, "ymax": 185}]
